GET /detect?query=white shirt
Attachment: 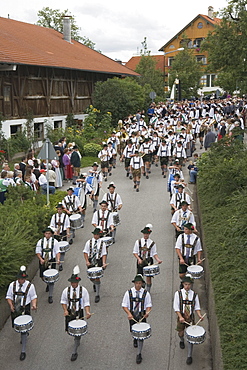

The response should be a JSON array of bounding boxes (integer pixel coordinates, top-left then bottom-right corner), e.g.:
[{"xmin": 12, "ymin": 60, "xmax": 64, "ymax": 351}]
[
  {"xmin": 130, "ymin": 156, "xmax": 144, "ymax": 169},
  {"xmin": 175, "ymin": 233, "xmax": 202, "ymax": 257},
  {"xmin": 50, "ymin": 213, "xmax": 70, "ymax": 232},
  {"xmin": 83, "ymin": 237, "xmax": 107, "ymax": 259},
  {"xmin": 122, "ymin": 145, "xmax": 135, "ymax": 158},
  {"xmin": 88, "ymin": 170, "xmax": 103, "ymax": 184},
  {"xmin": 171, "ymin": 209, "xmax": 196, "ymax": 228},
  {"xmin": 38, "ymin": 173, "xmax": 47, "ymax": 186},
  {"xmin": 170, "ymin": 192, "xmax": 191, "ymax": 208},
  {"xmin": 36, "ymin": 237, "xmax": 60, "ymax": 259},
  {"xmin": 173, "ymin": 288, "xmax": 200, "ymax": 314},
  {"xmin": 98, "ymin": 149, "xmax": 112, "ymax": 161},
  {"xmin": 6, "ymin": 280, "xmax": 37, "ymax": 305},
  {"xmin": 133, "ymin": 237, "xmax": 158, "ymax": 258},
  {"xmin": 60, "ymin": 285, "xmax": 90, "ymax": 311},
  {"xmin": 91, "ymin": 209, "xmax": 114, "ymax": 229},
  {"xmin": 122, "ymin": 287, "xmax": 152, "ymax": 311},
  {"xmin": 62, "ymin": 195, "xmax": 81, "ymax": 212},
  {"xmin": 101, "ymin": 192, "xmax": 123, "ymax": 211}
]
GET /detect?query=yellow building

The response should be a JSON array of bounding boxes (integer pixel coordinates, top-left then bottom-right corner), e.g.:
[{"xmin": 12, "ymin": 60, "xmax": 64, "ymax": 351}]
[{"xmin": 159, "ymin": 6, "xmax": 221, "ymax": 94}]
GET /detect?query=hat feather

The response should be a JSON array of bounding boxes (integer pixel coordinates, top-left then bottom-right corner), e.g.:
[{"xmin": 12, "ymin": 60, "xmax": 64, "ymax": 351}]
[
  {"xmin": 20, "ymin": 265, "xmax": 26, "ymax": 272},
  {"xmin": 73, "ymin": 265, "xmax": 80, "ymax": 275}
]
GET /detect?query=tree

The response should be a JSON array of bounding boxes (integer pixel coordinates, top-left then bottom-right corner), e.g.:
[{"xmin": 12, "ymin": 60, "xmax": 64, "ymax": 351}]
[
  {"xmin": 168, "ymin": 48, "xmax": 203, "ymax": 99},
  {"xmin": 36, "ymin": 7, "xmax": 97, "ymax": 49},
  {"xmin": 92, "ymin": 77, "xmax": 146, "ymax": 124},
  {"xmin": 202, "ymin": 0, "xmax": 247, "ymax": 94}
]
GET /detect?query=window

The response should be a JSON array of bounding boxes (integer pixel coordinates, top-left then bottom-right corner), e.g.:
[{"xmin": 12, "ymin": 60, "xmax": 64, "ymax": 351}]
[
  {"xmin": 34, "ymin": 122, "xmax": 44, "ymax": 140},
  {"xmin": 10, "ymin": 125, "xmax": 22, "ymax": 136},
  {"xmin": 54, "ymin": 120, "xmax": 62, "ymax": 129},
  {"xmin": 169, "ymin": 45, "xmax": 175, "ymax": 49},
  {"xmin": 168, "ymin": 57, "xmax": 174, "ymax": 67},
  {"xmin": 197, "ymin": 22, "xmax": 203, "ymax": 29},
  {"xmin": 193, "ymin": 38, "xmax": 204, "ymax": 48},
  {"xmin": 196, "ymin": 55, "xmax": 207, "ymax": 64}
]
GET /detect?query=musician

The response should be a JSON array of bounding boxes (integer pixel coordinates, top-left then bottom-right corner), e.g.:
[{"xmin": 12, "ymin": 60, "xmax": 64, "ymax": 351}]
[
  {"xmin": 122, "ymin": 274, "xmax": 152, "ymax": 364},
  {"xmin": 91, "ymin": 200, "xmax": 114, "ymax": 236},
  {"xmin": 157, "ymin": 139, "xmax": 171, "ymax": 178},
  {"xmin": 107, "ymin": 141, "xmax": 117, "ymax": 175},
  {"xmin": 170, "ymin": 185, "xmax": 191, "ymax": 214},
  {"xmin": 6, "ymin": 266, "xmax": 37, "ymax": 361},
  {"xmin": 118, "ymin": 127, "xmax": 129, "ymax": 156},
  {"xmin": 60, "ymin": 266, "xmax": 91, "ymax": 361},
  {"xmin": 175, "ymin": 223, "xmax": 203, "ymax": 279},
  {"xmin": 173, "ymin": 275, "xmax": 203, "ymax": 365},
  {"xmin": 50, "ymin": 203, "xmax": 71, "ymax": 271},
  {"xmin": 139, "ymin": 137, "xmax": 153, "ymax": 179},
  {"xmin": 88, "ymin": 162, "xmax": 103, "ymax": 212},
  {"xmin": 120, "ymin": 140, "xmax": 136, "ymax": 178},
  {"xmin": 76, "ymin": 173, "xmax": 94, "ymax": 224},
  {"xmin": 170, "ymin": 173, "xmax": 186, "ymax": 196},
  {"xmin": 150, "ymin": 131, "xmax": 160, "ymax": 166},
  {"xmin": 98, "ymin": 143, "xmax": 112, "ymax": 182},
  {"xmin": 130, "ymin": 150, "xmax": 144, "ymax": 192},
  {"xmin": 62, "ymin": 187, "xmax": 83, "ymax": 237},
  {"xmin": 35, "ymin": 227, "xmax": 60, "ymax": 303},
  {"xmin": 171, "ymin": 201, "xmax": 197, "ymax": 239},
  {"xmin": 172, "ymin": 141, "xmax": 187, "ymax": 166},
  {"xmin": 133, "ymin": 225, "xmax": 162, "ymax": 292},
  {"xmin": 83, "ymin": 227, "xmax": 107, "ymax": 303}
]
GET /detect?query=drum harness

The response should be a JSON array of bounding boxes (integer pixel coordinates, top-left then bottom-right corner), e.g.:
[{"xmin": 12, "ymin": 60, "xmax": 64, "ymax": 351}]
[
  {"xmin": 13, "ymin": 281, "xmax": 31, "ymax": 311},
  {"xmin": 97, "ymin": 210, "xmax": 110, "ymax": 231},
  {"xmin": 181, "ymin": 234, "xmax": 198, "ymax": 257},
  {"xmin": 133, "ymin": 157, "xmax": 141, "ymax": 168},
  {"xmin": 175, "ymin": 193, "xmax": 186, "ymax": 209},
  {"xmin": 64, "ymin": 195, "xmax": 77, "ymax": 213},
  {"xmin": 41, "ymin": 237, "xmax": 55, "ymax": 265},
  {"xmin": 178, "ymin": 290, "xmax": 197, "ymax": 320},
  {"xmin": 55, "ymin": 213, "xmax": 66, "ymax": 233},
  {"xmin": 178, "ymin": 209, "xmax": 192, "ymax": 226},
  {"xmin": 107, "ymin": 193, "xmax": 117, "ymax": 211},
  {"xmin": 129, "ymin": 289, "xmax": 147, "ymax": 318},
  {"xmin": 138, "ymin": 239, "xmax": 155, "ymax": 262},
  {"xmin": 89, "ymin": 239, "xmax": 104, "ymax": 265},
  {"xmin": 67, "ymin": 286, "xmax": 83, "ymax": 314}
]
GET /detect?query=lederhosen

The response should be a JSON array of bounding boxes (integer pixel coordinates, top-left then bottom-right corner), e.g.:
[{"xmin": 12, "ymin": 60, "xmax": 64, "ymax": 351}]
[
  {"xmin": 176, "ymin": 290, "xmax": 197, "ymax": 332},
  {"xmin": 159, "ymin": 146, "xmax": 169, "ymax": 166},
  {"xmin": 179, "ymin": 234, "xmax": 198, "ymax": 274},
  {"xmin": 108, "ymin": 148, "xmax": 114, "ymax": 165},
  {"xmin": 125, "ymin": 147, "xmax": 134, "ymax": 168},
  {"xmin": 174, "ymin": 146, "xmax": 184, "ymax": 165},
  {"xmin": 107, "ymin": 193, "xmax": 117, "ymax": 212},
  {"xmin": 54, "ymin": 213, "xmax": 67, "ymax": 241},
  {"xmin": 11, "ymin": 282, "xmax": 31, "ymax": 326},
  {"xmin": 97, "ymin": 210, "xmax": 110, "ymax": 234},
  {"xmin": 142, "ymin": 143, "xmax": 151, "ymax": 163},
  {"xmin": 88, "ymin": 239, "xmax": 104, "ymax": 268},
  {"xmin": 128, "ymin": 289, "xmax": 148, "ymax": 330},
  {"xmin": 132, "ymin": 157, "xmax": 142, "ymax": 177},
  {"xmin": 100, "ymin": 151, "xmax": 110, "ymax": 169},
  {"xmin": 137, "ymin": 239, "xmax": 155, "ymax": 274},
  {"xmin": 39, "ymin": 238, "xmax": 56, "ymax": 277},
  {"xmin": 65, "ymin": 286, "xmax": 84, "ymax": 331}
]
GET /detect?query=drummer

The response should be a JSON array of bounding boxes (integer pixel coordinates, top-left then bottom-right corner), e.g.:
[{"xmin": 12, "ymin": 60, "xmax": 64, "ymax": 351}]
[
  {"xmin": 60, "ymin": 266, "xmax": 91, "ymax": 361},
  {"xmin": 133, "ymin": 224, "xmax": 162, "ymax": 292},
  {"xmin": 101, "ymin": 182, "xmax": 123, "ymax": 243},
  {"xmin": 88, "ymin": 162, "xmax": 103, "ymax": 212},
  {"xmin": 173, "ymin": 275, "xmax": 204, "ymax": 365},
  {"xmin": 62, "ymin": 187, "xmax": 83, "ymax": 237},
  {"xmin": 35, "ymin": 227, "xmax": 60, "ymax": 303},
  {"xmin": 50, "ymin": 203, "xmax": 71, "ymax": 271},
  {"xmin": 139, "ymin": 137, "xmax": 153, "ymax": 179},
  {"xmin": 130, "ymin": 150, "xmax": 144, "ymax": 192},
  {"xmin": 120, "ymin": 140, "xmax": 136, "ymax": 178},
  {"xmin": 171, "ymin": 201, "xmax": 197, "ymax": 239},
  {"xmin": 175, "ymin": 223, "xmax": 203, "ymax": 279},
  {"xmin": 170, "ymin": 184, "xmax": 192, "ymax": 215},
  {"xmin": 6, "ymin": 265, "xmax": 37, "ymax": 361},
  {"xmin": 76, "ymin": 173, "xmax": 94, "ymax": 225},
  {"xmin": 83, "ymin": 227, "xmax": 107, "ymax": 303},
  {"xmin": 91, "ymin": 200, "xmax": 114, "ymax": 236},
  {"xmin": 122, "ymin": 274, "xmax": 152, "ymax": 364},
  {"xmin": 98, "ymin": 143, "xmax": 112, "ymax": 182}
]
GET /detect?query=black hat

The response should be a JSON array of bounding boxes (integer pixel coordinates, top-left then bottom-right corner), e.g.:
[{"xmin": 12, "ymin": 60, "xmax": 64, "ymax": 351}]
[
  {"xmin": 56, "ymin": 203, "xmax": 63, "ymax": 208},
  {"xmin": 67, "ymin": 187, "xmax": 74, "ymax": 192},
  {"xmin": 181, "ymin": 275, "xmax": 194, "ymax": 283},
  {"xmin": 107, "ymin": 182, "xmax": 116, "ymax": 189},
  {"xmin": 43, "ymin": 227, "xmax": 54, "ymax": 234},
  {"xmin": 92, "ymin": 162, "xmax": 99, "ymax": 167},
  {"xmin": 99, "ymin": 200, "xmax": 108, "ymax": 205},
  {"xmin": 132, "ymin": 274, "xmax": 145, "ymax": 283},
  {"xmin": 174, "ymin": 173, "xmax": 180, "ymax": 178},
  {"xmin": 141, "ymin": 224, "xmax": 152, "ymax": 234},
  {"xmin": 181, "ymin": 201, "xmax": 188, "ymax": 206},
  {"xmin": 68, "ymin": 265, "xmax": 81, "ymax": 283},
  {"xmin": 183, "ymin": 222, "xmax": 194, "ymax": 230},
  {"xmin": 92, "ymin": 227, "xmax": 104, "ymax": 235},
  {"xmin": 73, "ymin": 145, "xmax": 78, "ymax": 149},
  {"xmin": 16, "ymin": 266, "xmax": 28, "ymax": 279}
]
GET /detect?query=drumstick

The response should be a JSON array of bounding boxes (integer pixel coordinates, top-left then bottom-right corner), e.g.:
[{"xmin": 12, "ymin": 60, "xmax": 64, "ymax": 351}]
[
  {"xmin": 196, "ymin": 258, "xmax": 205, "ymax": 265},
  {"xmin": 195, "ymin": 313, "xmax": 206, "ymax": 326},
  {"xmin": 76, "ymin": 313, "xmax": 95, "ymax": 320},
  {"xmin": 184, "ymin": 321, "xmax": 192, "ymax": 326},
  {"xmin": 138, "ymin": 309, "xmax": 152, "ymax": 323}
]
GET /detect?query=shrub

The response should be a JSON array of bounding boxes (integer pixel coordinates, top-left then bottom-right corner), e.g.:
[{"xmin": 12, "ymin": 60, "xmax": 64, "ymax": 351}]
[{"xmin": 83, "ymin": 143, "xmax": 102, "ymax": 156}]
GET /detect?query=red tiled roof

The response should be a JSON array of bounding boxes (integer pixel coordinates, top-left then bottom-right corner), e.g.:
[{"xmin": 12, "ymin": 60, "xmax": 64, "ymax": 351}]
[
  {"xmin": 125, "ymin": 55, "xmax": 165, "ymax": 72},
  {"xmin": 0, "ymin": 17, "xmax": 139, "ymax": 76}
]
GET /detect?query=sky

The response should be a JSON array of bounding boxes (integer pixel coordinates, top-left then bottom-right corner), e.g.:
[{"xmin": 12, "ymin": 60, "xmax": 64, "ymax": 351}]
[{"xmin": 0, "ymin": 0, "xmax": 228, "ymax": 62}]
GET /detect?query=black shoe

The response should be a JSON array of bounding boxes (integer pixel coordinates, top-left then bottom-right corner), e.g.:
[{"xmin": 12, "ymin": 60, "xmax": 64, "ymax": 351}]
[
  {"xmin": 129, "ymin": 175, "xmax": 133, "ymax": 180},
  {"xmin": 162, "ymin": 171, "xmax": 164, "ymax": 175},
  {"xmin": 133, "ymin": 339, "xmax": 138, "ymax": 348},
  {"xmin": 45, "ymin": 285, "xmax": 49, "ymax": 292},
  {"xmin": 163, "ymin": 174, "xmax": 166, "ymax": 178},
  {"xmin": 146, "ymin": 175, "xmax": 149, "ymax": 179},
  {"xmin": 155, "ymin": 164, "xmax": 158, "ymax": 167},
  {"xmin": 180, "ymin": 341, "xmax": 185, "ymax": 349},
  {"xmin": 20, "ymin": 352, "xmax": 26, "ymax": 361},
  {"xmin": 126, "ymin": 172, "xmax": 129, "ymax": 177},
  {"xmin": 109, "ymin": 172, "xmax": 112, "ymax": 176},
  {"xmin": 104, "ymin": 177, "xmax": 107, "ymax": 182},
  {"xmin": 136, "ymin": 188, "xmax": 139, "ymax": 192},
  {"xmin": 69, "ymin": 239, "xmax": 73, "ymax": 245},
  {"xmin": 95, "ymin": 295, "xmax": 100, "ymax": 303},
  {"xmin": 48, "ymin": 296, "xmax": 53, "ymax": 304},
  {"xmin": 93, "ymin": 284, "xmax": 96, "ymax": 292},
  {"xmin": 134, "ymin": 184, "xmax": 136, "ymax": 189},
  {"xmin": 136, "ymin": 354, "xmax": 142, "ymax": 364},
  {"xmin": 186, "ymin": 357, "xmax": 193, "ymax": 365},
  {"xmin": 59, "ymin": 265, "xmax": 63, "ymax": 271},
  {"xmin": 71, "ymin": 353, "xmax": 78, "ymax": 361}
]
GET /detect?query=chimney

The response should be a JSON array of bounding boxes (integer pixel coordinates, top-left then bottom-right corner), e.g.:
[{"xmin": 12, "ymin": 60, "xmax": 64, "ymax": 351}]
[
  {"xmin": 208, "ymin": 6, "xmax": 214, "ymax": 19},
  {"xmin": 63, "ymin": 16, "xmax": 71, "ymax": 43}
]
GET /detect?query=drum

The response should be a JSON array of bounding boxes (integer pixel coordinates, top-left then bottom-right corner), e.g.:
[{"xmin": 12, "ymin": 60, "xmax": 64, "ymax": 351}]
[
  {"xmin": 68, "ymin": 319, "xmax": 87, "ymax": 337},
  {"xmin": 112, "ymin": 212, "xmax": 121, "ymax": 226},
  {"xmin": 69, "ymin": 214, "xmax": 83, "ymax": 229},
  {"xmin": 43, "ymin": 268, "xmax": 59, "ymax": 283},
  {"xmin": 185, "ymin": 325, "xmax": 206, "ymax": 344},
  {"xmin": 187, "ymin": 265, "xmax": 204, "ymax": 279},
  {"xmin": 101, "ymin": 236, "xmax": 113, "ymax": 248},
  {"xmin": 58, "ymin": 241, "xmax": 70, "ymax": 253},
  {"xmin": 143, "ymin": 264, "xmax": 160, "ymax": 277},
  {"xmin": 87, "ymin": 266, "xmax": 103, "ymax": 279},
  {"xmin": 73, "ymin": 187, "xmax": 80, "ymax": 197},
  {"xmin": 132, "ymin": 322, "xmax": 151, "ymax": 340},
  {"xmin": 86, "ymin": 176, "xmax": 98, "ymax": 195},
  {"xmin": 73, "ymin": 187, "xmax": 85, "ymax": 208},
  {"xmin": 14, "ymin": 315, "xmax": 33, "ymax": 333}
]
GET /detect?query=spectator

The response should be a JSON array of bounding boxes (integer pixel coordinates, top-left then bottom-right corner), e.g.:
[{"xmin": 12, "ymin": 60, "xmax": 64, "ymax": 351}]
[{"xmin": 204, "ymin": 129, "xmax": 216, "ymax": 150}]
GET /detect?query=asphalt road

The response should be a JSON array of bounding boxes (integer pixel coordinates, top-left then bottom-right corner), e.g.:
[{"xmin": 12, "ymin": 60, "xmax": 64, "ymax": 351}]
[{"xmin": 0, "ymin": 154, "xmax": 212, "ymax": 370}]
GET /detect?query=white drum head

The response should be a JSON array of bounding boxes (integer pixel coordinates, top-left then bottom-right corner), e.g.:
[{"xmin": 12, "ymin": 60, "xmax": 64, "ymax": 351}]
[
  {"xmin": 88, "ymin": 267, "xmax": 102, "ymax": 272},
  {"xmin": 187, "ymin": 265, "xmax": 203, "ymax": 273},
  {"xmin": 69, "ymin": 319, "xmax": 87, "ymax": 329},
  {"xmin": 70, "ymin": 214, "xmax": 81, "ymax": 221},
  {"xmin": 132, "ymin": 322, "xmax": 150, "ymax": 332},
  {"xmin": 58, "ymin": 241, "xmax": 69, "ymax": 248},
  {"xmin": 43, "ymin": 269, "xmax": 58, "ymax": 277},
  {"xmin": 14, "ymin": 315, "xmax": 32, "ymax": 325},
  {"xmin": 101, "ymin": 237, "xmax": 112, "ymax": 242},
  {"xmin": 186, "ymin": 325, "xmax": 205, "ymax": 336}
]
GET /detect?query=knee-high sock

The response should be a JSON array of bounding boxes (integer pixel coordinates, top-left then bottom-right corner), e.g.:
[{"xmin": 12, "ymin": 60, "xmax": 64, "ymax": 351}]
[
  {"xmin": 146, "ymin": 284, "xmax": 152, "ymax": 292},
  {"xmin": 48, "ymin": 283, "xmax": 54, "ymax": 297},
  {"xmin": 137, "ymin": 339, "xmax": 143, "ymax": 355},
  {"xmin": 188, "ymin": 343, "xmax": 193, "ymax": 357},
  {"xmin": 81, "ymin": 213, "xmax": 85, "ymax": 223},
  {"xmin": 73, "ymin": 336, "xmax": 81, "ymax": 354},
  {"xmin": 21, "ymin": 333, "xmax": 27, "ymax": 353},
  {"xmin": 60, "ymin": 252, "xmax": 65, "ymax": 262},
  {"xmin": 94, "ymin": 281, "xmax": 100, "ymax": 295}
]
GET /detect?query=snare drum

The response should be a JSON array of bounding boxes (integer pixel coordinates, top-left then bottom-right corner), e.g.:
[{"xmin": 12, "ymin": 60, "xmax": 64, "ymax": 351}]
[
  {"xmin": 132, "ymin": 322, "xmax": 151, "ymax": 340},
  {"xmin": 112, "ymin": 212, "xmax": 121, "ymax": 226},
  {"xmin": 87, "ymin": 266, "xmax": 103, "ymax": 279},
  {"xmin": 14, "ymin": 315, "xmax": 33, "ymax": 333},
  {"xmin": 68, "ymin": 319, "xmax": 87, "ymax": 337},
  {"xmin": 185, "ymin": 325, "xmax": 206, "ymax": 344},
  {"xmin": 187, "ymin": 265, "xmax": 204, "ymax": 279},
  {"xmin": 43, "ymin": 268, "xmax": 59, "ymax": 283},
  {"xmin": 58, "ymin": 241, "xmax": 70, "ymax": 253},
  {"xmin": 69, "ymin": 214, "xmax": 83, "ymax": 229},
  {"xmin": 143, "ymin": 264, "xmax": 160, "ymax": 277},
  {"xmin": 101, "ymin": 236, "xmax": 113, "ymax": 247},
  {"xmin": 73, "ymin": 187, "xmax": 85, "ymax": 208},
  {"xmin": 86, "ymin": 176, "xmax": 98, "ymax": 194}
]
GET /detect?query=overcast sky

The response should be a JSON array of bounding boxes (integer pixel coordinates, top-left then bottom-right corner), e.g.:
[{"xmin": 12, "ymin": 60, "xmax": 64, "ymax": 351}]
[{"xmin": 1, "ymin": 1, "xmax": 228, "ymax": 62}]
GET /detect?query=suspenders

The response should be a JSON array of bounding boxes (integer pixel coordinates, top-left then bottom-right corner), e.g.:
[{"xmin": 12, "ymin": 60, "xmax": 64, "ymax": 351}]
[
  {"xmin": 129, "ymin": 289, "xmax": 148, "ymax": 315},
  {"xmin": 13, "ymin": 281, "xmax": 31, "ymax": 309},
  {"xmin": 41, "ymin": 237, "xmax": 55, "ymax": 258},
  {"xmin": 138, "ymin": 239, "xmax": 155, "ymax": 258},
  {"xmin": 181, "ymin": 234, "xmax": 198, "ymax": 256},
  {"xmin": 67, "ymin": 286, "xmax": 82, "ymax": 311},
  {"xmin": 178, "ymin": 290, "xmax": 197, "ymax": 318}
]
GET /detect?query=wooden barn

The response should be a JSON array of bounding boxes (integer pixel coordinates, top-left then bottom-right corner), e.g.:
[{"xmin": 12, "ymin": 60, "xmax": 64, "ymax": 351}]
[{"xmin": 0, "ymin": 16, "xmax": 138, "ymax": 139}]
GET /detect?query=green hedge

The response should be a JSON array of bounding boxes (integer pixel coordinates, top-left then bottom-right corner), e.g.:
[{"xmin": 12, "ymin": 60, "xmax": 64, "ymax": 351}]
[
  {"xmin": 0, "ymin": 186, "xmax": 66, "ymax": 294},
  {"xmin": 197, "ymin": 137, "xmax": 247, "ymax": 370}
]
